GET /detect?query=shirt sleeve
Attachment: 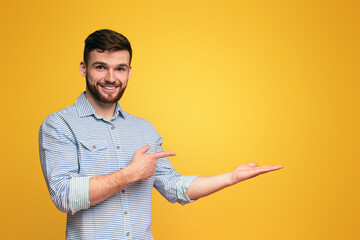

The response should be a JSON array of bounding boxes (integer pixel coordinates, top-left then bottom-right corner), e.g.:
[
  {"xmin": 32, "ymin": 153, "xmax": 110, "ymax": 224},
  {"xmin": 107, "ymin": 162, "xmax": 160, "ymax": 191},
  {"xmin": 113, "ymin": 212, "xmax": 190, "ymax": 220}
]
[
  {"xmin": 39, "ymin": 113, "xmax": 90, "ymax": 214},
  {"xmin": 68, "ymin": 177, "xmax": 91, "ymax": 214},
  {"xmin": 176, "ymin": 175, "xmax": 199, "ymax": 205},
  {"xmin": 151, "ymin": 127, "xmax": 198, "ymax": 205}
]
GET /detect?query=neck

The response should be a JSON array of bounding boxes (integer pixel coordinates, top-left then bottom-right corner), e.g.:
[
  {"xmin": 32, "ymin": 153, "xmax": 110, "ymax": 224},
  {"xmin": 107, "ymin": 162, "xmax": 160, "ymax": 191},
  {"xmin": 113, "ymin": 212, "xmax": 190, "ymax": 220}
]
[{"xmin": 85, "ymin": 91, "xmax": 116, "ymax": 121}]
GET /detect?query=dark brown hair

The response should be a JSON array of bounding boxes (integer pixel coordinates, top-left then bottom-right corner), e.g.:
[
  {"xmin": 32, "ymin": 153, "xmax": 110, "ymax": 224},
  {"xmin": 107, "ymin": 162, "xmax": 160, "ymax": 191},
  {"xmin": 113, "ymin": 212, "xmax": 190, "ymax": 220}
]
[{"xmin": 83, "ymin": 29, "xmax": 132, "ymax": 66}]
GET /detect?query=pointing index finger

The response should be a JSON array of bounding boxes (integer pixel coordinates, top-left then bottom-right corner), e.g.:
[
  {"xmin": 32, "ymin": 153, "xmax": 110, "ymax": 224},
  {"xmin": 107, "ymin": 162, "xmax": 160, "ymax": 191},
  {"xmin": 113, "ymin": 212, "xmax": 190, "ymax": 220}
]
[{"xmin": 151, "ymin": 151, "xmax": 176, "ymax": 159}]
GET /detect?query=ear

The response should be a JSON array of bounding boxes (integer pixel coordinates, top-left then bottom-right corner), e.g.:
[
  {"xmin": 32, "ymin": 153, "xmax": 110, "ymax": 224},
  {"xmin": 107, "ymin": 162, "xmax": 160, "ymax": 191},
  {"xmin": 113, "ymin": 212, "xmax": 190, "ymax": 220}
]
[{"xmin": 79, "ymin": 61, "xmax": 86, "ymax": 77}]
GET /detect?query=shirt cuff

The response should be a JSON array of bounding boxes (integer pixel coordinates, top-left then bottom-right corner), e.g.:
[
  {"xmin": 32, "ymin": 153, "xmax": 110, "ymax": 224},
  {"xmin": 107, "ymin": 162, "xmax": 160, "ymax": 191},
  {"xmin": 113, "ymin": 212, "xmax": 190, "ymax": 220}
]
[
  {"xmin": 69, "ymin": 176, "xmax": 91, "ymax": 214},
  {"xmin": 176, "ymin": 175, "xmax": 199, "ymax": 205}
]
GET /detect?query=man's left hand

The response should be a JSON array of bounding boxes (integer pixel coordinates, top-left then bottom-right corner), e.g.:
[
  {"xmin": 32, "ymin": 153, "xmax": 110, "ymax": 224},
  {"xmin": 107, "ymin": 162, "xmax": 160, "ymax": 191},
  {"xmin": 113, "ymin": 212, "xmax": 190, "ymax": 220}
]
[{"xmin": 230, "ymin": 163, "xmax": 283, "ymax": 185}]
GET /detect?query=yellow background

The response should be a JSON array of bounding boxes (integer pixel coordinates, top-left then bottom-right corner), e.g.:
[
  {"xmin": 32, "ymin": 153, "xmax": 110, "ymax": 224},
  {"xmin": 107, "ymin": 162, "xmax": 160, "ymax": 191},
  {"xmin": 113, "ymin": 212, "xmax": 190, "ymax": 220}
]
[{"xmin": 1, "ymin": 0, "xmax": 359, "ymax": 239}]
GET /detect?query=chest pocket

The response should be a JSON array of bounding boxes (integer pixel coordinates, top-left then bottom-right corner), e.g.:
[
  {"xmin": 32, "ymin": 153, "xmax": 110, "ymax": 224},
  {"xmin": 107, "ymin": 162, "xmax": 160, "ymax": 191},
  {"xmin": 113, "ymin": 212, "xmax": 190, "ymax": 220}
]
[
  {"xmin": 79, "ymin": 139, "xmax": 108, "ymax": 152},
  {"xmin": 77, "ymin": 138, "xmax": 117, "ymax": 176}
]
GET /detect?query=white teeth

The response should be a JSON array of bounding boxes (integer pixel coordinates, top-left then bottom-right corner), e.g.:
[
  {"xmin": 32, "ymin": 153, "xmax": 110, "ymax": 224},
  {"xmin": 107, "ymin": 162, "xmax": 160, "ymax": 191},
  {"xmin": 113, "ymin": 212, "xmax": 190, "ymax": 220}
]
[{"xmin": 104, "ymin": 86, "xmax": 116, "ymax": 90}]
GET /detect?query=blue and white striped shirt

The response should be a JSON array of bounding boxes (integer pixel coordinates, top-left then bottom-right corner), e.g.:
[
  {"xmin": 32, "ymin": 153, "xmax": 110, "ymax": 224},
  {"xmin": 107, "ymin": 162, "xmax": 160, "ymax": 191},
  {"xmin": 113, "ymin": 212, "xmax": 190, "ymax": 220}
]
[{"xmin": 39, "ymin": 92, "xmax": 197, "ymax": 239}]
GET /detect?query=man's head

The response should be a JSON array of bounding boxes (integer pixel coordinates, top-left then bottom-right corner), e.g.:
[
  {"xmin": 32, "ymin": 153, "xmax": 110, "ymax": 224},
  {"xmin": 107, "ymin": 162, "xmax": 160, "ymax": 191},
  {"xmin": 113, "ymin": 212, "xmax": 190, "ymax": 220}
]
[
  {"xmin": 80, "ymin": 29, "xmax": 132, "ymax": 104},
  {"xmin": 83, "ymin": 29, "xmax": 132, "ymax": 66}
]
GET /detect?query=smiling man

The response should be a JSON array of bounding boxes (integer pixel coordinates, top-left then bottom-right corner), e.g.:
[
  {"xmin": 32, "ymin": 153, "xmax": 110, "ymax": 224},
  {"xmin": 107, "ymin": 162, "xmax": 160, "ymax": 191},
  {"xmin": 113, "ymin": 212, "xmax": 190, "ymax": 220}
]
[{"xmin": 39, "ymin": 29, "xmax": 282, "ymax": 240}]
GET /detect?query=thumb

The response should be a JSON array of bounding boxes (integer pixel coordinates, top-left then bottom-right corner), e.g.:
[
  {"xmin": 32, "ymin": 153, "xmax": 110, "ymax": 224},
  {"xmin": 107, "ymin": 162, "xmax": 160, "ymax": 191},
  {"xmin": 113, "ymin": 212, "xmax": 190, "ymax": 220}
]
[
  {"xmin": 138, "ymin": 144, "xmax": 150, "ymax": 154},
  {"xmin": 248, "ymin": 162, "xmax": 258, "ymax": 167}
]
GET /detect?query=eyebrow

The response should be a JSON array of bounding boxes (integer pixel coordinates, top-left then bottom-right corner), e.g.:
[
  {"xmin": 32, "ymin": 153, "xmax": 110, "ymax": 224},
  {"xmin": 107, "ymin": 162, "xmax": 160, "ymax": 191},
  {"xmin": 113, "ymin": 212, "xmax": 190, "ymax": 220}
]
[
  {"xmin": 118, "ymin": 64, "xmax": 130, "ymax": 68},
  {"xmin": 92, "ymin": 62, "xmax": 129, "ymax": 68}
]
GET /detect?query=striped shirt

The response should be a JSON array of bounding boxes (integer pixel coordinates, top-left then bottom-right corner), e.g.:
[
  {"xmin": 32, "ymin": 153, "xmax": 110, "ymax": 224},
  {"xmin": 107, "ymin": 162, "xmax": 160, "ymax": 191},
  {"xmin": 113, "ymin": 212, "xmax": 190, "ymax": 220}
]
[{"xmin": 39, "ymin": 92, "xmax": 197, "ymax": 239}]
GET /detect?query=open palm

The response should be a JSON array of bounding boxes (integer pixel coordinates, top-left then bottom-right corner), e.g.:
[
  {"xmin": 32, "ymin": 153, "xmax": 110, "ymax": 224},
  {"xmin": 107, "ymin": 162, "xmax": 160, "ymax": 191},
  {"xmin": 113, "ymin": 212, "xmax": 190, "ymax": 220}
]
[{"xmin": 231, "ymin": 163, "xmax": 283, "ymax": 184}]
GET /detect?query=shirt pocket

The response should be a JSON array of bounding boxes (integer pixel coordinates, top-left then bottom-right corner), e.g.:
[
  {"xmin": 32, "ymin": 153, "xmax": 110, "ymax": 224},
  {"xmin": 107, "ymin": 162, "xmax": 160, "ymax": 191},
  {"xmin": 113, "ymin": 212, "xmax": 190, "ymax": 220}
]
[
  {"xmin": 79, "ymin": 139, "xmax": 108, "ymax": 152},
  {"xmin": 77, "ymin": 138, "xmax": 117, "ymax": 176}
]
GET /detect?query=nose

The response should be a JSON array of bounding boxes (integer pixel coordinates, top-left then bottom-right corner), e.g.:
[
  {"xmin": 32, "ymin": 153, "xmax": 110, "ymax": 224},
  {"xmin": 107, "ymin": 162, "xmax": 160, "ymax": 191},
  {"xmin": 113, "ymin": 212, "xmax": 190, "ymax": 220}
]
[{"xmin": 105, "ymin": 69, "xmax": 115, "ymax": 83}]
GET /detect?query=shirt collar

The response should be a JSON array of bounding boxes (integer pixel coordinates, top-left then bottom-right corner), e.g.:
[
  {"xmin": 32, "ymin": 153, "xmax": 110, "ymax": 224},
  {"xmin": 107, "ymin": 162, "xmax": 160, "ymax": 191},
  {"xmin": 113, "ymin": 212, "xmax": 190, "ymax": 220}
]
[{"xmin": 75, "ymin": 92, "xmax": 125, "ymax": 120}]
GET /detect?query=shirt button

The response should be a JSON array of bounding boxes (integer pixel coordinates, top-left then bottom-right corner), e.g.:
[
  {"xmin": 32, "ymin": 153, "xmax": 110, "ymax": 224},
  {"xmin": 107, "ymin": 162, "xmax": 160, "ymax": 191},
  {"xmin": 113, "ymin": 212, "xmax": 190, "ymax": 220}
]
[
  {"xmin": 111, "ymin": 126, "xmax": 115, "ymax": 130},
  {"xmin": 122, "ymin": 189, "xmax": 125, "ymax": 193},
  {"xmin": 116, "ymin": 146, "xmax": 120, "ymax": 150},
  {"xmin": 124, "ymin": 211, "xmax": 128, "ymax": 215},
  {"xmin": 92, "ymin": 145, "xmax": 96, "ymax": 149},
  {"xmin": 126, "ymin": 232, "xmax": 130, "ymax": 236}
]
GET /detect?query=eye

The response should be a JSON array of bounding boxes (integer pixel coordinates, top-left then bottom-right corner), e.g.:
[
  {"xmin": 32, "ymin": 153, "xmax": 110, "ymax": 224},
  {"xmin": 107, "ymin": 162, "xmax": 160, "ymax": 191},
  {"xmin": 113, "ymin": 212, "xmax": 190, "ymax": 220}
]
[
  {"xmin": 116, "ymin": 67, "xmax": 125, "ymax": 71},
  {"xmin": 96, "ymin": 65, "xmax": 106, "ymax": 70}
]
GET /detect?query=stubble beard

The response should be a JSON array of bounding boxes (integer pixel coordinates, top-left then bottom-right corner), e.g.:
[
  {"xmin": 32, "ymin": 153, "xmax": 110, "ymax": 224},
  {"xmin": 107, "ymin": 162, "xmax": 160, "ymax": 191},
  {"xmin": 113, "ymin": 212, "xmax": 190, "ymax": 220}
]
[{"xmin": 86, "ymin": 75, "xmax": 126, "ymax": 104}]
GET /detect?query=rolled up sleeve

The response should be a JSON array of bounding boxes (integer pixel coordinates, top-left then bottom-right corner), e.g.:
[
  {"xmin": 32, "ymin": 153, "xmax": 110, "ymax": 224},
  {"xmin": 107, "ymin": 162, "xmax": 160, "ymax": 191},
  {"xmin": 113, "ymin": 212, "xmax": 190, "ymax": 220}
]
[
  {"xmin": 176, "ymin": 175, "xmax": 198, "ymax": 205},
  {"xmin": 68, "ymin": 176, "xmax": 91, "ymax": 214}
]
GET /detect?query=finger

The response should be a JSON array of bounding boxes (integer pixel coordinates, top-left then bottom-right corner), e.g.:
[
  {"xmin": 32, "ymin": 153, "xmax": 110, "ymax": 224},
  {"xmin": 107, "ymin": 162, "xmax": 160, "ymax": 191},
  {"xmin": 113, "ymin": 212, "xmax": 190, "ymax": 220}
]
[
  {"xmin": 263, "ymin": 165, "xmax": 283, "ymax": 170},
  {"xmin": 255, "ymin": 165, "xmax": 283, "ymax": 174},
  {"xmin": 248, "ymin": 162, "xmax": 258, "ymax": 167},
  {"xmin": 151, "ymin": 151, "xmax": 176, "ymax": 159},
  {"xmin": 137, "ymin": 144, "xmax": 150, "ymax": 154}
]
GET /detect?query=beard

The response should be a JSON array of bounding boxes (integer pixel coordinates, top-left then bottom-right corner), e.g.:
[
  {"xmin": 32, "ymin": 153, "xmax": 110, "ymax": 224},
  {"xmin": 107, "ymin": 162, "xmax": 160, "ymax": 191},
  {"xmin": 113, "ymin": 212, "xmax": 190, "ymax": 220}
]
[{"xmin": 86, "ymin": 75, "xmax": 126, "ymax": 104}]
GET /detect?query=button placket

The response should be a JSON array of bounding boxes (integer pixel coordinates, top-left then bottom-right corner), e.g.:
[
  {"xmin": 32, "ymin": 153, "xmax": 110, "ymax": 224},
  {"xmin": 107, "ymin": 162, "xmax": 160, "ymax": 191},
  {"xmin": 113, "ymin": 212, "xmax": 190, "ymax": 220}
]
[{"xmin": 108, "ymin": 121, "xmax": 132, "ymax": 236}]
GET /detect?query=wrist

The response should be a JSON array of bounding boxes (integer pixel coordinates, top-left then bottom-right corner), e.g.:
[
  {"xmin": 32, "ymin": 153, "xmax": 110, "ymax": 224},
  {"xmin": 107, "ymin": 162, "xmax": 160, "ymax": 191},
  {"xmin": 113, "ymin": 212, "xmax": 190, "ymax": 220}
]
[
  {"xmin": 226, "ymin": 171, "xmax": 237, "ymax": 186},
  {"xmin": 120, "ymin": 166, "xmax": 137, "ymax": 185}
]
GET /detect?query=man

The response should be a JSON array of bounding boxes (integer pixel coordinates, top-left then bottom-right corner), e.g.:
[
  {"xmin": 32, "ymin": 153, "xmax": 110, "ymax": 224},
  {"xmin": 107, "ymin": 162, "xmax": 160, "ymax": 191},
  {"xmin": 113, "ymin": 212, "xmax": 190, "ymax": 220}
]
[{"xmin": 39, "ymin": 29, "xmax": 282, "ymax": 239}]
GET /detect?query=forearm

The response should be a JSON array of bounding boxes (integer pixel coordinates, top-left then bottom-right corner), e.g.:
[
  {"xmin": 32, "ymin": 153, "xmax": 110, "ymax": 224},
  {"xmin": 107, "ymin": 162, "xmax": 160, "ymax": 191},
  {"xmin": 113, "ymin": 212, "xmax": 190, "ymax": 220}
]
[
  {"xmin": 89, "ymin": 167, "xmax": 136, "ymax": 206},
  {"xmin": 185, "ymin": 172, "xmax": 234, "ymax": 200}
]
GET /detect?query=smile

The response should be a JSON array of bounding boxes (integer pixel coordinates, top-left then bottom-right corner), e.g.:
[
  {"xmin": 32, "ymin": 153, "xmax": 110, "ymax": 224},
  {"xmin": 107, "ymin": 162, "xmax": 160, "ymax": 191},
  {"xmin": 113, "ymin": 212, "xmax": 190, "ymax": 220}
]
[
  {"xmin": 104, "ymin": 86, "xmax": 116, "ymax": 90},
  {"xmin": 99, "ymin": 85, "xmax": 119, "ymax": 90}
]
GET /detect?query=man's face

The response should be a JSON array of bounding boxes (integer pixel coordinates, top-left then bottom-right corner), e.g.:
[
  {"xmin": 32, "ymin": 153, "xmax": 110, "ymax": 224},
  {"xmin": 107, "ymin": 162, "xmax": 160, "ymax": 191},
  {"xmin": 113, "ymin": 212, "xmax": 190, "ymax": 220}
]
[{"xmin": 80, "ymin": 49, "xmax": 132, "ymax": 104}]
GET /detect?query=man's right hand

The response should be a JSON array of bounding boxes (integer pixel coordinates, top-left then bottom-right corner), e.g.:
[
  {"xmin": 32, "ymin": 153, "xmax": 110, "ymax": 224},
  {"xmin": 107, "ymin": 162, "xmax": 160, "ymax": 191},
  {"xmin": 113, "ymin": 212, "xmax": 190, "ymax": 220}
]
[
  {"xmin": 124, "ymin": 144, "xmax": 176, "ymax": 183},
  {"xmin": 89, "ymin": 144, "xmax": 175, "ymax": 206}
]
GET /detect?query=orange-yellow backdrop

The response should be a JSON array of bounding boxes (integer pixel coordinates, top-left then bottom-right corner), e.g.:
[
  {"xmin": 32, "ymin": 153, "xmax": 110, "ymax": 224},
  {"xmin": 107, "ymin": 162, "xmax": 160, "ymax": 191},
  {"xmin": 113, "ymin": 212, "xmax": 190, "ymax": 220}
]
[{"xmin": 0, "ymin": 0, "xmax": 359, "ymax": 239}]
